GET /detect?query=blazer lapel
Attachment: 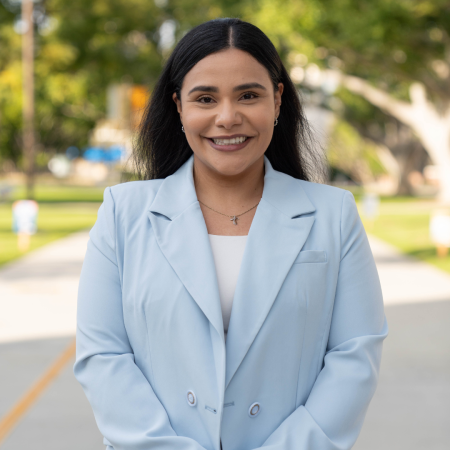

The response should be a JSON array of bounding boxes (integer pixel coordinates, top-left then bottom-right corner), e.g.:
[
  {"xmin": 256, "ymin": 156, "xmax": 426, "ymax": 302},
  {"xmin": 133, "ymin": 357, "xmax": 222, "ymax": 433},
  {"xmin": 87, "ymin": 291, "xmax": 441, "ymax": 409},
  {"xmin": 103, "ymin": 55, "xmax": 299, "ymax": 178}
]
[
  {"xmin": 147, "ymin": 156, "xmax": 224, "ymax": 342},
  {"xmin": 224, "ymin": 157, "xmax": 316, "ymax": 389}
]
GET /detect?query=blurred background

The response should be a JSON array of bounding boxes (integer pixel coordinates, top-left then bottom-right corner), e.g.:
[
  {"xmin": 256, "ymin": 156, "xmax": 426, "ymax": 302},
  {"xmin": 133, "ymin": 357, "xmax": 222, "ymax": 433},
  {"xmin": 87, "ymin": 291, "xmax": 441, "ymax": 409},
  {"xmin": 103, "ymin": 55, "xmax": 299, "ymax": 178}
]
[{"xmin": 0, "ymin": 0, "xmax": 449, "ymax": 448}]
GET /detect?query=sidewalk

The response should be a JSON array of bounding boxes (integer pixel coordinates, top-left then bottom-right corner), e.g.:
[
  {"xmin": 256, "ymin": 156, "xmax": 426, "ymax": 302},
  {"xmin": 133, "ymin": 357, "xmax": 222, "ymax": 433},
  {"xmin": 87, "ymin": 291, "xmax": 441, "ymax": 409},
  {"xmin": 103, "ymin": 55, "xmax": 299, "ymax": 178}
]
[
  {"xmin": 0, "ymin": 231, "xmax": 89, "ymax": 344},
  {"xmin": 0, "ymin": 230, "xmax": 103, "ymax": 449},
  {"xmin": 355, "ymin": 236, "xmax": 450, "ymax": 450},
  {"xmin": 0, "ymin": 231, "xmax": 449, "ymax": 449},
  {"xmin": 368, "ymin": 235, "xmax": 450, "ymax": 305}
]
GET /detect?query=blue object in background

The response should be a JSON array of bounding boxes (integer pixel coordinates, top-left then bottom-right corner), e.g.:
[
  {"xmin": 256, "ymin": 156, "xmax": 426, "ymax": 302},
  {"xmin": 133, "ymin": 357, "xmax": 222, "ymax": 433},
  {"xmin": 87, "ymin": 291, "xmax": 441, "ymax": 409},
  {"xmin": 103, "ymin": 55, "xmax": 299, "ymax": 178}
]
[
  {"xmin": 83, "ymin": 146, "xmax": 124, "ymax": 163},
  {"xmin": 83, "ymin": 147, "xmax": 104, "ymax": 162},
  {"xmin": 105, "ymin": 146, "xmax": 124, "ymax": 162}
]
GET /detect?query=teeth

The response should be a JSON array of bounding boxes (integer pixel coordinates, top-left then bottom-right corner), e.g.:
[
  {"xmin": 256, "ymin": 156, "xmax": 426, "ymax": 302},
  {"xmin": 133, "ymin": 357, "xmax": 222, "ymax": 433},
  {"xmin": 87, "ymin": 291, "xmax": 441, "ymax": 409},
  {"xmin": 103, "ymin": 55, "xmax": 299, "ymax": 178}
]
[{"xmin": 212, "ymin": 137, "xmax": 247, "ymax": 145}]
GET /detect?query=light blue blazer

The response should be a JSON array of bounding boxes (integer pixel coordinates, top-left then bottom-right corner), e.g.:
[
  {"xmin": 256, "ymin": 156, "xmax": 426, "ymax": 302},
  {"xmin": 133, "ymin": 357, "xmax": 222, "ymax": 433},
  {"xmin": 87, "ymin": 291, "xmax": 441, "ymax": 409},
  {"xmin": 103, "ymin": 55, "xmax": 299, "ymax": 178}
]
[{"xmin": 74, "ymin": 153, "xmax": 388, "ymax": 450}]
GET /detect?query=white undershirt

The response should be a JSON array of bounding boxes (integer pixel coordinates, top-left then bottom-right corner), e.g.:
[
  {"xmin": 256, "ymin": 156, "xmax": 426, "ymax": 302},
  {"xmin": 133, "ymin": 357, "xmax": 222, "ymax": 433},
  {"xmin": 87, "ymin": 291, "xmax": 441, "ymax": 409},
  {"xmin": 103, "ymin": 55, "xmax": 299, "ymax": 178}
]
[{"xmin": 208, "ymin": 234, "xmax": 248, "ymax": 342}]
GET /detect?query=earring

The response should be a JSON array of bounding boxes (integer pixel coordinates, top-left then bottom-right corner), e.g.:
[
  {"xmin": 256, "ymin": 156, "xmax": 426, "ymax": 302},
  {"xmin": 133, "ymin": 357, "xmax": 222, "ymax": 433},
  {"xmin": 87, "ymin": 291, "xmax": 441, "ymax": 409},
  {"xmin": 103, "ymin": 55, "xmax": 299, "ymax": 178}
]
[
  {"xmin": 181, "ymin": 126, "xmax": 185, "ymax": 133},
  {"xmin": 274, "ymin": 117, "xmax": 278, "ymax": 126}
]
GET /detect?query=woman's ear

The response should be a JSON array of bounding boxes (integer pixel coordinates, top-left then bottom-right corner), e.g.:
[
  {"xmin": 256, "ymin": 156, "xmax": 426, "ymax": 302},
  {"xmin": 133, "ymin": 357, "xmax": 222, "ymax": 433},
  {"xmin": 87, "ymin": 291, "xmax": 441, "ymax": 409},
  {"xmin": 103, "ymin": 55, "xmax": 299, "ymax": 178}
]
[
  {"xmin": 172, "ymin": 92, "xmax": 182, "ymax": 115},
  {"xmin": 275, "ymin": 82, "xmax": 283, "ymax": 117}
]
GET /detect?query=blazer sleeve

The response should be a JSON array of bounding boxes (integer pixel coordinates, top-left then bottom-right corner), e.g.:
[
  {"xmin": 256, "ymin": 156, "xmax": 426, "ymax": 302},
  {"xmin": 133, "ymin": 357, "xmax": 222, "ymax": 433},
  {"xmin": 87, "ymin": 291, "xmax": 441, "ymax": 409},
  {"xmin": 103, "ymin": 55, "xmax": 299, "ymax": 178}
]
[
  {"xmin": 251, "ymin": 190, "xmax": 389, "ymax": 450},
  {"xmin": 73, "ymin": 187, "xmax": 207, "ymax": 450}
]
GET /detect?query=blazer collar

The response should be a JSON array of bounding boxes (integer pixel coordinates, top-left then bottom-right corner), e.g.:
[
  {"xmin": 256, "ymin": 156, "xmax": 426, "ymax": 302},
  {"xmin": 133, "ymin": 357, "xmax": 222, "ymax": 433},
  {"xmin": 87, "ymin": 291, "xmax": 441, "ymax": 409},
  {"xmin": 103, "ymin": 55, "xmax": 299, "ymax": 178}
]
[
  {"xmin": 148, "ymin": 154, "xmax": 316, "ymax": 220},
  {"xmin": 147, "ymin": 153, "xmax": 316, "ymax": 392}
]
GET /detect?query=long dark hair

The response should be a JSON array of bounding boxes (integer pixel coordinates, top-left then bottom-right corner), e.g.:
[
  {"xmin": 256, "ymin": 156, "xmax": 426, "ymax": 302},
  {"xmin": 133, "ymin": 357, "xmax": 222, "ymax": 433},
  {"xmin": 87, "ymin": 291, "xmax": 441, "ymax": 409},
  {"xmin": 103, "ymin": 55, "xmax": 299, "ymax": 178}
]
[{"xmin": 132, "ymin": 18, "xmax": 325, "ymax": 182}]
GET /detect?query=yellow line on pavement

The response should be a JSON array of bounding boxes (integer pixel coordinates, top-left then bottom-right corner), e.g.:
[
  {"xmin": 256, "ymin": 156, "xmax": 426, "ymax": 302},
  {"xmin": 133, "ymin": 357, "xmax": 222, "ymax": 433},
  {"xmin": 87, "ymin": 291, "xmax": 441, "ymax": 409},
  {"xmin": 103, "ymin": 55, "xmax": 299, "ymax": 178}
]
[{"xmin": 0, "ymin": 338, "xmax": 76, "ymax": 445}]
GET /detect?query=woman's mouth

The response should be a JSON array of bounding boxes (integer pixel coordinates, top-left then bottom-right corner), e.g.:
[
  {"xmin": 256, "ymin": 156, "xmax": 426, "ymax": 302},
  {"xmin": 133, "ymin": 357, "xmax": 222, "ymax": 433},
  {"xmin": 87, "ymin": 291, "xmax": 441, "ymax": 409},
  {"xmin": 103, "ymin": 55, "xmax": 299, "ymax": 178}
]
[
  {"xmin": 206, "ymin": 136, "xmax": 252, "ymax": 152},
  {"xmin": 211, "ymin": 136, "xmax": 248, "ymax": 145}
]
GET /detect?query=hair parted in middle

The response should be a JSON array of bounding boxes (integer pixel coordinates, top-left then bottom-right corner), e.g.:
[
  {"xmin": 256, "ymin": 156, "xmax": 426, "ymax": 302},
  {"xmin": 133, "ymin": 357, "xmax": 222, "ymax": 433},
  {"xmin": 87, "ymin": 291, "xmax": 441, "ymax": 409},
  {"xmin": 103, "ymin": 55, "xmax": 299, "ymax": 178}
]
[{"xmin": 132, "ymin": 18, "xmax": 326, "ymax": 183}]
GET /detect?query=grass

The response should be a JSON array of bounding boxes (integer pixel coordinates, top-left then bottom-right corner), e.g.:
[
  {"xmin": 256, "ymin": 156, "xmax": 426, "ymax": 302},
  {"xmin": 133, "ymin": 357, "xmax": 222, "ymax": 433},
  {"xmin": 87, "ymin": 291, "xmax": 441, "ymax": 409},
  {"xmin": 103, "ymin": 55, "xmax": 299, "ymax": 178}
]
[
  {"xmin": 0, "ymin": 201, "xmax": 101, "ymax": 267},
  {"xmin": 357, "ymin": 198, "xmax": 450, "ymax": 274},
  {"xmin": 1, "ymin": 182, "xmax": 449, "ymax": 275},
  {"xmin": 0, "ymin": 183, "xmax": 106, "ymax": 266},
  {"xmin": 9, "ymin": 184, "xmax": 106, "ymax": 203}
]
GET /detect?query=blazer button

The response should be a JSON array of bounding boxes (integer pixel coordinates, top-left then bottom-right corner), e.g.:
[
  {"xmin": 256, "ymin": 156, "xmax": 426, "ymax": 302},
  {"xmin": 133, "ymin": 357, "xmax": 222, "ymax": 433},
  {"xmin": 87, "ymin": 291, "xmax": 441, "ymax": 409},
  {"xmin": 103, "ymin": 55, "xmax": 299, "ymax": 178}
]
[
  {"xmin": 186, "ymin": 390, "xmax": 197, "ymax": 406},
  {"xmin": 248, "ymin": 402, "xmax": 261, "ymax": 417}
]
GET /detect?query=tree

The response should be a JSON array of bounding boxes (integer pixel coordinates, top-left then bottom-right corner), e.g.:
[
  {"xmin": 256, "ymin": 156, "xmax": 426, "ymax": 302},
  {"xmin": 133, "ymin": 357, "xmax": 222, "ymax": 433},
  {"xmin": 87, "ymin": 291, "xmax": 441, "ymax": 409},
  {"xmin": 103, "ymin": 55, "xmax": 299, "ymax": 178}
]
[
  {"xmin": 248, "ymin": 0, "xmax": 450, "ymax": 202},
  {"xmin": 0, "ymin": 0, "xmax": 166, "ymax": 168},
  {"xmin": 0, "ymin": 0, "xmax": 244, "ymax": 172},
  {"xmin": 337, "ymin": 74, "xmax": 450, "ymax": 202}
]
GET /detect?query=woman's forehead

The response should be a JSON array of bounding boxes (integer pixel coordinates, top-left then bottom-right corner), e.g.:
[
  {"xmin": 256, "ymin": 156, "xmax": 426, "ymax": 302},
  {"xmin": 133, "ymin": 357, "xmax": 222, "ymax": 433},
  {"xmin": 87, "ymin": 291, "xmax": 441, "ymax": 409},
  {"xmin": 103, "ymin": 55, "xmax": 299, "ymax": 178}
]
[{"xmin": 181, "ymin": 48, "xmax": 272, "ymax": 92}]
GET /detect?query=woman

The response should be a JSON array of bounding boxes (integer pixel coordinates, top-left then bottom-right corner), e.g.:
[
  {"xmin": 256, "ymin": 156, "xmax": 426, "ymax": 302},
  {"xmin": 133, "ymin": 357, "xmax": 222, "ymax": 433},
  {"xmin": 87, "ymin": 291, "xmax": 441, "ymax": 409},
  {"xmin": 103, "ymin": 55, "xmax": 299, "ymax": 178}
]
[{"xmin": 74, "ymin": 18, "xmax": 388, "ymax": 450}]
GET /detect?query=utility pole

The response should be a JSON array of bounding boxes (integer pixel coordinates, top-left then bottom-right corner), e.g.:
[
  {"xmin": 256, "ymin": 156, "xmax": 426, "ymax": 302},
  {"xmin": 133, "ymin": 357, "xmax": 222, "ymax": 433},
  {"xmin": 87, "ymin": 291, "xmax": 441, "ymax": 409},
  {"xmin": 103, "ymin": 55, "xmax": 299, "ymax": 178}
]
[{"xmin": 22, "ymin": 0, "xmax": 35, "ymax": 199}]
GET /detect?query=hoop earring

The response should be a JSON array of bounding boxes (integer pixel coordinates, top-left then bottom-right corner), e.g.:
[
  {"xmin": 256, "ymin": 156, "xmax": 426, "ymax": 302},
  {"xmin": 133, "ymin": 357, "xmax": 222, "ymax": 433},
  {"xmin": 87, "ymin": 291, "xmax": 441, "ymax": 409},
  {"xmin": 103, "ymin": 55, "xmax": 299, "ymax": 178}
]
[
  {"xmin": 274, "ymin": 118, "xmax": 278, "ymax": 126},
  {"xmin": 181, "ymin": 126, "xmax": 185, "ymax": 133}
]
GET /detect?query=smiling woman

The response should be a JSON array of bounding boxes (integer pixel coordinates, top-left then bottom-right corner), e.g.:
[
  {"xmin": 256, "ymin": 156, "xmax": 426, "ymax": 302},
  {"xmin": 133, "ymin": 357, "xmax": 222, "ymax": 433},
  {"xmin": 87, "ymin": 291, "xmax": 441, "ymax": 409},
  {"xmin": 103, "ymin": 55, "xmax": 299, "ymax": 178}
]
[
  {"xmin": 133, "ymin": 18, "xmax": 325, "ymax": 236},
  {"xmin": 133, "ymin": 18, "xmax": 323, "ymax": 181},
  {"xmin": 74, "ymin": 18, "xmax": 388, "ymax": 450}
]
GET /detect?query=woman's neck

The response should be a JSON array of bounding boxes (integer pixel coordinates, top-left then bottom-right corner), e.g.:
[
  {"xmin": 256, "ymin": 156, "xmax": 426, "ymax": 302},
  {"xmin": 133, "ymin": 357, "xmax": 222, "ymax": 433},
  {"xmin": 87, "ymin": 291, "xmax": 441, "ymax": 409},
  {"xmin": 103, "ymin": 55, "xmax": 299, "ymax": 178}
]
[
  {"xmin": 192, "ymin": 155, "xmax": 265, "ymax": 236},
  {"xmin": 193, "ymin": 155, "xmax": 264, "ymax": 208}
]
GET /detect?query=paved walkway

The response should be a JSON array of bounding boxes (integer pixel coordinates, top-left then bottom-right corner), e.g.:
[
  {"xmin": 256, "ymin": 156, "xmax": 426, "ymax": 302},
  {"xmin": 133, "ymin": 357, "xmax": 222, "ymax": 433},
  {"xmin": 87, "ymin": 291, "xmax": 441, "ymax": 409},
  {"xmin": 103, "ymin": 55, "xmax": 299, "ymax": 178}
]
[
  {"xmin": 354, "ymin": 236, "xmax": 450, "ymax": 450},
  {"xmin": 0, "ymin": 231, "xmax": 449, "ymax": 449},
  {"xmin": 0, "ymin": 231, "xmax": 103, "ymax": 449},
  {"xmin": 0, "ymin": 231, "xmax": 88, "ymax": 344},
  {"xmin": 368, "ymin": 235, "xmax": 450, "ymax": 306}
]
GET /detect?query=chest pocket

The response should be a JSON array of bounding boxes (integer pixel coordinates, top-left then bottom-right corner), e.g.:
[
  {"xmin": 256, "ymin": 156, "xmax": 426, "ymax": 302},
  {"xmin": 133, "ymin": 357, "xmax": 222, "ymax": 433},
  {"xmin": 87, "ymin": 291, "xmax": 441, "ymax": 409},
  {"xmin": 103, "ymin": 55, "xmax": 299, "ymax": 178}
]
[{"xmin": 293, "ymin": 250, "xmax": 327, "ymax": 264}]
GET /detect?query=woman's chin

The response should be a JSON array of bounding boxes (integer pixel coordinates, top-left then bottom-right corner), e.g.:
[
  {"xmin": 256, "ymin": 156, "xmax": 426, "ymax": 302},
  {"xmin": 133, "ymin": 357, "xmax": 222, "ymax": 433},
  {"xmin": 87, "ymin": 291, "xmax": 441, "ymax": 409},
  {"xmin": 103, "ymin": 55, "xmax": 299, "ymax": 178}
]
[{"xmin": 198, "ymin": 152, "xmax": 264, "ymax": 178}]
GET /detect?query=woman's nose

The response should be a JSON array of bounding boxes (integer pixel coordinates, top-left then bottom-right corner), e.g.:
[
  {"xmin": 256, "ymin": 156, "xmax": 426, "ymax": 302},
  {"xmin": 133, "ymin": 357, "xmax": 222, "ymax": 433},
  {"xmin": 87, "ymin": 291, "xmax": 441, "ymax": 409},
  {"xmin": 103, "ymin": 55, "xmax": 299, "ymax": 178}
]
[{"xmin": 215, "ymin": 100, "xmax": 242, "ymax": 128}]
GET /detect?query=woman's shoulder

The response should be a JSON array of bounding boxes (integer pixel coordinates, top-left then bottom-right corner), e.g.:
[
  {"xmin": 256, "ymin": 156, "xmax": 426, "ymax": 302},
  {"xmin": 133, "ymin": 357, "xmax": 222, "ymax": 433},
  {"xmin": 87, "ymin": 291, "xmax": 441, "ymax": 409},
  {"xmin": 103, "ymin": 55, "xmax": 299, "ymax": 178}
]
[
  {"xmin": 109, "ymin": 178, "xmax": 164, "ymax": 196},
  {"xmin": 293, "ymin": 181, "xmax": 361, "ymax": 235},
  {"xmin": 298, "ymin": 179, "xmax": 355, "ymax": 207},
  {"xmin": 106, "ymin": 179, "xmax": 164, "ymax": 215}
]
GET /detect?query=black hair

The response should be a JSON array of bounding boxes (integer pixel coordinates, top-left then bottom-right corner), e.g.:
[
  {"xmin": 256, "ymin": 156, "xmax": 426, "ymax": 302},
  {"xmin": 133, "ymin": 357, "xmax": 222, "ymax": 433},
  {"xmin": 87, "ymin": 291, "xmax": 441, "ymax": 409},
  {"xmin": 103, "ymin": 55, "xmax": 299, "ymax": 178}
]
[{"xmin": 132, "ymin": 17, "xmax": 326, "ymax": 182}]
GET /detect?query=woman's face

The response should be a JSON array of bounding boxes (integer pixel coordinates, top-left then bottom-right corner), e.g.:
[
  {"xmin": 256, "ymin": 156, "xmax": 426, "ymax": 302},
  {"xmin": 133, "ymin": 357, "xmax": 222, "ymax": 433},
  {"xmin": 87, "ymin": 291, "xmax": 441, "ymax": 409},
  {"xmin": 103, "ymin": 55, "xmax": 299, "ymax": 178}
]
[{"xmin": 172, "ymin": 48, "xmax": 283, "ymax": 177}]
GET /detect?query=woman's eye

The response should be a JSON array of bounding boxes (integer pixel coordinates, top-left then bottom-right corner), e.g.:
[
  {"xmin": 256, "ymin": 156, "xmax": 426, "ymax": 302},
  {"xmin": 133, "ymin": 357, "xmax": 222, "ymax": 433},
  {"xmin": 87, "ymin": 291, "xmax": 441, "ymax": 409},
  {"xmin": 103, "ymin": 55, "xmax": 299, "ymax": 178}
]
[
  {"xmin": 196, "ymin": 92, "xmax": 258, "ymax": 103},
  {"xmin": 241, "ymin": 92, "xmax": 258, "ymax": 100},
  {"xmin": 198, "ymin": 96, "xmax": 214, "ymax": 104}
]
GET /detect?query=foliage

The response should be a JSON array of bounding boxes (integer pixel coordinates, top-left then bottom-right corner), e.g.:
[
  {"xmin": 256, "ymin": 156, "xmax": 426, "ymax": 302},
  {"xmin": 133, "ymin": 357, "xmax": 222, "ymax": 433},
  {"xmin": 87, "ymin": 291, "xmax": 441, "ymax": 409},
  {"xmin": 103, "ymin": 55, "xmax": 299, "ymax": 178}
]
[
  {"xmin": 0, "ymin": 0, "xmax": 167, "ymax": 164},
  {"xmin": 247, "ymin": 0, "xmax": 450, "ymax": 186},
  {"xmin": 2, "ymin": 0, "xmax": 449, "ymax": 173},
  {"xmin": 248, "ymin": 0, "xmax": 450, "ymax": 100},
  {"xmin": 327, "ymin": 119, "xmax": 387, "ymax": 183},
  {"xmin": 0, "ymin": 0, "xmax": 250, "ymax": 165}
]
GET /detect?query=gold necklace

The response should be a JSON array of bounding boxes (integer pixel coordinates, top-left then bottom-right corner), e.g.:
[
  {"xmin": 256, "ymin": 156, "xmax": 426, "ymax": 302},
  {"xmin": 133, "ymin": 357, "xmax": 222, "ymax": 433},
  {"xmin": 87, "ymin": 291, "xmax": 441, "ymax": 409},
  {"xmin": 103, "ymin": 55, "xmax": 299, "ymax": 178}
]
[{"xmin": 198, "ymin": 199, "xmax": 261, "ymax": 225}]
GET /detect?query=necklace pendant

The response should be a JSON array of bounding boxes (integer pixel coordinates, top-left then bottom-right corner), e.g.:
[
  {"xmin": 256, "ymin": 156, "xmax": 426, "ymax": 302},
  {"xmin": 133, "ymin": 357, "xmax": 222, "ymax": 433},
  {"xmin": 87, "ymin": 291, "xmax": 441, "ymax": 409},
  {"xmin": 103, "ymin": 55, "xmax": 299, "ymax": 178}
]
[{"xmin": 231, "ymin": 216, "xmax": 238, "ymax": 225}]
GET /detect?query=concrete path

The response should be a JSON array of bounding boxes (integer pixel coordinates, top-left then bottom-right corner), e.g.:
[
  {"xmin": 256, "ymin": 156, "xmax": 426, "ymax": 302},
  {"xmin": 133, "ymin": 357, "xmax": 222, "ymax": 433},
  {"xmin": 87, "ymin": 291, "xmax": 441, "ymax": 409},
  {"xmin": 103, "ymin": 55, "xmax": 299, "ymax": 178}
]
[
  {"xmin": 0, "ymin": 337, "xmax": 102, "ymax": 450},
  {"xmin": 0, "ymin": 231, "xmax": 449, "ymax": 449},
  {"xmin": 354, "ymin": 236, "xmax": 450, "ymax": 450},
  {"xmin": 368, "ymin": 235, "xmax": 450, "ymax": 305},
  {"xmin": 0, "ymin": 231, "xmax": 89, "ymax": 344},
  {"xmin": 0, "ymin": 230, "xmax": 103, "ymax": 449}
]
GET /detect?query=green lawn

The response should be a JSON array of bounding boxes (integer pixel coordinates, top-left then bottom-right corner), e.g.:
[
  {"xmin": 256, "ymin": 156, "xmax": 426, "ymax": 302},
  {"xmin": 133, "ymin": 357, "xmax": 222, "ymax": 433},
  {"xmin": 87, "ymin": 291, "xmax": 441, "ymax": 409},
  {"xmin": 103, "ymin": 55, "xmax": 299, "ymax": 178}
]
[
  {"xmin": 10, "ymin": 184, "xmax": 106, "ymax": 203},
  {"xmin": 0, "ymin": 200, "xmax": 101, "ymax": 267},
  {"xmin": 0, "ymin": 184, "xmax": 106, "ymax": 267},
  {"xmin": 0, "ymin": 202, "xmax": 100, "ymax": 265},
  {"xmin": 1, "ymin": 184, "xmax": 449, "ymax": 275},
  {"xmin": 357, "ymin": 198, "xmax": 450, "ymax": 274}
]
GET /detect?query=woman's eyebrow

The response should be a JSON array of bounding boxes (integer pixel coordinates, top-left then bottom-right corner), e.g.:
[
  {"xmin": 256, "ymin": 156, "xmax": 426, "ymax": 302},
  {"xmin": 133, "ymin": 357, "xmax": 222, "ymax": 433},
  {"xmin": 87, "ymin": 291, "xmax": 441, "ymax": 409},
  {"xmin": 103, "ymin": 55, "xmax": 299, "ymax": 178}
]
[
  {"xmin": 188, "ymin": 85, "xmax": 218, "ymax": 95},
  {"xmin": 233, "ymin": 82, "xmax": 267, "ymax": 92},
  {"xmin": 187, "ymin": 82, "xmax": 267, "ymax": 95}
]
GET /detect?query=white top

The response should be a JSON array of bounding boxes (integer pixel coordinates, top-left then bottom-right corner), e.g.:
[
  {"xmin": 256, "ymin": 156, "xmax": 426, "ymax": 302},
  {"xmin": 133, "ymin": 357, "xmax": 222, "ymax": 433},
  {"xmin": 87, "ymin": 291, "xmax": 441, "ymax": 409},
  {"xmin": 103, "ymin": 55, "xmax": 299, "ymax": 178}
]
[{"xmin": 208, "ymin": 234, "xmax": 248, "ymax": 341}]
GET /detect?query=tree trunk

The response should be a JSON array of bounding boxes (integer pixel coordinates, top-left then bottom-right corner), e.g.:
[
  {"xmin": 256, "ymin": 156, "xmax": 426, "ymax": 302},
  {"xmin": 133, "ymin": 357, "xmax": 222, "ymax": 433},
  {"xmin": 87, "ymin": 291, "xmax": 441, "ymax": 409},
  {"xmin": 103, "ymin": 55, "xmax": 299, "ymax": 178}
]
[
  {"xmin": 331, "ymin": 72, "xmax": 450, "ymax": 204},
  {"xmin": 22, "ymin": 0, "xmax": 35, "ymax": 200}
]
